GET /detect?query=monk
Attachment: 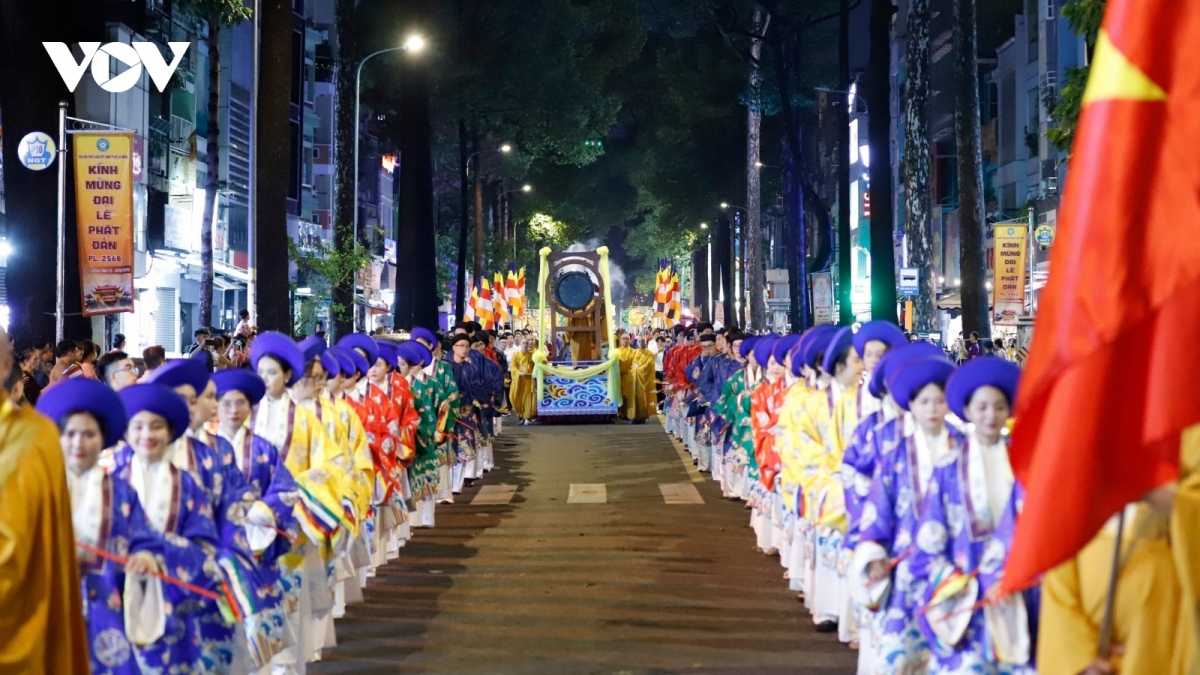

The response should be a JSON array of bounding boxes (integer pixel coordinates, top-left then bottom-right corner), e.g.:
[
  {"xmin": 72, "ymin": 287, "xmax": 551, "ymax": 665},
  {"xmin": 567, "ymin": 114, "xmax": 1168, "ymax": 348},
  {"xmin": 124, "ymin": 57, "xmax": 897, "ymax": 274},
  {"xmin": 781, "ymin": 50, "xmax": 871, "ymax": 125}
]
[{"xmin": 0, "ymin": 323, "xmax": 91, "ymax": 674}]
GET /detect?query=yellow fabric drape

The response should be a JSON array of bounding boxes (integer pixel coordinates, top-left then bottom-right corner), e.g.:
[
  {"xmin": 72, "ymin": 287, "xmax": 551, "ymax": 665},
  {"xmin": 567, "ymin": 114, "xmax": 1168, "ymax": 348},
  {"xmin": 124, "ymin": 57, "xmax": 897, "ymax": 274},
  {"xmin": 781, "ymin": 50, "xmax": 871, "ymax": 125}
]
[{"xmin": 0, "ymin": 402, "xmax": 90, "ymax": 674}]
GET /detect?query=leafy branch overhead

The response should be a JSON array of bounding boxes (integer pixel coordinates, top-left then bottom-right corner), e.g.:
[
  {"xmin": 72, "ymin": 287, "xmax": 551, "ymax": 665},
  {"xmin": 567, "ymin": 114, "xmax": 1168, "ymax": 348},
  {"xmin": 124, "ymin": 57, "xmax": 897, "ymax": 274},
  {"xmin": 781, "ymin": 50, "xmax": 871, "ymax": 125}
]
[
  {"xmin": 1047, "ymin": 0, "xmax": 1105, "ymax": 154},
  {"xmin": 176, "ymin": 0, "xmax": 252, "ymax": 26}
]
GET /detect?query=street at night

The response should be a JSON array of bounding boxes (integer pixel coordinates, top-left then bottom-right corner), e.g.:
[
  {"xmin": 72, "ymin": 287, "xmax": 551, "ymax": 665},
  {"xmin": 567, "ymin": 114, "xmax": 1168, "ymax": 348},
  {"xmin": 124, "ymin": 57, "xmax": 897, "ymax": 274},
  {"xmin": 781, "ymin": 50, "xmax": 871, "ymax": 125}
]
[{"xmin": 0, "ymin": 0, "xmax": 1198, "ymax": 673}]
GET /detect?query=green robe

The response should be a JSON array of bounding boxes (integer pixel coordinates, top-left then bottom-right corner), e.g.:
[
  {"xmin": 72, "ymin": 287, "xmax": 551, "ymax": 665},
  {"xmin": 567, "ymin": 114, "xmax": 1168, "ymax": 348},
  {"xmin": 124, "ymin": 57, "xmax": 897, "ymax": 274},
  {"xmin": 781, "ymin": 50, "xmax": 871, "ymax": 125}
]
[
  {"xmin": 428, "ymin": 361, "xmax": 460, "ymax": 466},
  {"xmin": 408, "ymin": 374, "xmax": 441, "ymax": 500},
  {"xmin": 715, "ymin": 369, "xmax": 759, "ymax": 485}
]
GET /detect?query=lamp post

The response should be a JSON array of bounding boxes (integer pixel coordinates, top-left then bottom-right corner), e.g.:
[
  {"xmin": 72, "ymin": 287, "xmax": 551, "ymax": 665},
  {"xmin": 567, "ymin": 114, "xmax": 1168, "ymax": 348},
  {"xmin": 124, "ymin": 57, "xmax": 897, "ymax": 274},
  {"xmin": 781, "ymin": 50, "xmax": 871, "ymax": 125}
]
[
  {"xmin": 500, "ymin": 184, "xmax": 532, "ymax": 259},
  {"xmin": 354, "ymin": 34, "xmax": 424, "ymax": 245},
  {"xmin": 700, "ymin": 222, "xmax": 712, "ymax": 322},
  {"xmin": 720, "ymin": 203, "xmax": 749, "ymax": 329}
]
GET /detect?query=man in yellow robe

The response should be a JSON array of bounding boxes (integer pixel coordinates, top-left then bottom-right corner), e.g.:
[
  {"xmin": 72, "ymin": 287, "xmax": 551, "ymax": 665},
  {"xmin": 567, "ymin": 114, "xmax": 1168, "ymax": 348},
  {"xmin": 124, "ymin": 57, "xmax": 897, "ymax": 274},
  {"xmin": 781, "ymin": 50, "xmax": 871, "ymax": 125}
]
[
  {"xmin": 614, "ymin": 333, "xmax": 654, "ymax": 422},
  {"xmin": 509, "ymin": 338, "xmax": 538, "ymax": 423},
  {"xmin": 0, "ymin": 324, "xmax": 90, "ymax": 674},
  {"xmin": 1038, "ymin": 426, "xmax": 1199, "ymax": 675}
]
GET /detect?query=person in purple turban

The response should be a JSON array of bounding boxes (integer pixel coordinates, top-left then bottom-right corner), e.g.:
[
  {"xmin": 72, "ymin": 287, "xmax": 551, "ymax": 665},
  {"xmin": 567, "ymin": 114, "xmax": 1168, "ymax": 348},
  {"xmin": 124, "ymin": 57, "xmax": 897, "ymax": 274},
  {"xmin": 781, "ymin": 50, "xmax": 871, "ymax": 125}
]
[{"xmin": 852, "ymin": 355, "xmax": 961, "ymax": 674}]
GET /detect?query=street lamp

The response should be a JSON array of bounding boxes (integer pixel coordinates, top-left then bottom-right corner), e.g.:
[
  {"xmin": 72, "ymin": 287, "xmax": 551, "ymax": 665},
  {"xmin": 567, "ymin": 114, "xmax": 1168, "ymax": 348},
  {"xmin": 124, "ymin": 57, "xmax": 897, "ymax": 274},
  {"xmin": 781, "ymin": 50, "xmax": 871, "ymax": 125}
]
[
  {"xmin": 501, "ymin": 184, "xmax": 533, "ymax": 258},
  {"xmin": 700, "ymin": 223, "xmax": 712, "ymax": 322},
  {"xmin": 354, "ymin": 35, "xmax": 425, "ymax": 242}
]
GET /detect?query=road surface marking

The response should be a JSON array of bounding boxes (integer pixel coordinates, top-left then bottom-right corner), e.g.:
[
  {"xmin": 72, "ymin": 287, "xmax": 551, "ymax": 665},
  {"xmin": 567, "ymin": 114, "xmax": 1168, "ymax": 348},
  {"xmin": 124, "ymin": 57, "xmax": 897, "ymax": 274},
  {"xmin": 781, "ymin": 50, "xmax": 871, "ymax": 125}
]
[
  {"xmin": 472, "ymin": 484, "xmax": 518, "ymax": 505},
  {"xmin": 568, "ymin": 483, "xmax": 607, "ymax": 503},
  {"xmin": 658, "ymin": 415, "xmax": 704, "ymax": 483},
  {"xmin": 659, "ymin": 482, "xmax": 704, "ymax": 504}
]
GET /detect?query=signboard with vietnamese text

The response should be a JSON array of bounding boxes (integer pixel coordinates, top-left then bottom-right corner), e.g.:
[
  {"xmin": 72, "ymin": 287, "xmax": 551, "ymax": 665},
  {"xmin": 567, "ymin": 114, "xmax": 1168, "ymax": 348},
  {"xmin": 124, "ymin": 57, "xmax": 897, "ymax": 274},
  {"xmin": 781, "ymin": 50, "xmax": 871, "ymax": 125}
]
[
  {"xmin": 73, "ymin": 132, "xmax": 135, "ymax": 315},
  {"xmin": 992, "ymin": 224, "xmax": 1027, "ymax": 325},
  {"xmin": 811, "ymin": 272, "xmax": 834, "ymax": 324}
]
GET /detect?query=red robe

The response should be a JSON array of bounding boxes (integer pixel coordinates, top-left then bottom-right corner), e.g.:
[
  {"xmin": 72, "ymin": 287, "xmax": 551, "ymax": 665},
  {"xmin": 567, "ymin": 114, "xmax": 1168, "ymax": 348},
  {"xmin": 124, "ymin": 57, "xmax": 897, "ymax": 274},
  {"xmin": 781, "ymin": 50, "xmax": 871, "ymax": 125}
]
[
  {"xmin": 750, "ymin": 377, "xmax": 787, "ymax": 489},
  {"xmin": 343, "ymin": 390, "xmax": 400, "ymax": 501}
]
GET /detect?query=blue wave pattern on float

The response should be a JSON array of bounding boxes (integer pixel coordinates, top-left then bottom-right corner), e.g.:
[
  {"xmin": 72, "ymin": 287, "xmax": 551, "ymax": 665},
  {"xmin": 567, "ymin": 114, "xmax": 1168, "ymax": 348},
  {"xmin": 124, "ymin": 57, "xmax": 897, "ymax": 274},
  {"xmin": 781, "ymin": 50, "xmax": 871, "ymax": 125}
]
[{"xmin": 538, "ymin": 370, "xmax": 617, "ymax": 415}]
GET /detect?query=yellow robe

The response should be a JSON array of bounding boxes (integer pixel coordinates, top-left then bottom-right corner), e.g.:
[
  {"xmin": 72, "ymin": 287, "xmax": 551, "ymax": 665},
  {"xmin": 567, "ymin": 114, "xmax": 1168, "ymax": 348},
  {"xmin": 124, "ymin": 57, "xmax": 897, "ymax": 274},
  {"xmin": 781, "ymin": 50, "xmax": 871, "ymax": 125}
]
[
  {"xmin": 0, "ymin": 401, "xmax": 90, "ymax": 674},
  {"xmin": 1038, "ymin": 504, "xmax": 1179, "ymax": 675},
  {"xmin": 509, "ymin": 351, "xmax": 537, "ymax": 420},
  {"xmin": 615, "ymin": 347, "xmax": 654, "ymax": 420},
  {"xmin": 332, "ymin": 395, "xmax": 376, "ymax": 534},
  {"xmin": 634, "ymin": 349, "xmax": 657, "ymax": 415},
  {"xmin": 794, "ymin": 380, "xmax": 852, "ymax": 529},
  {"xmin": 1171, "ymin": 427, "xmax": 1199, "ymax": 675},
  {"xmin": 776, "ymin": 378, "xmax": 812, "ymax": 515}
]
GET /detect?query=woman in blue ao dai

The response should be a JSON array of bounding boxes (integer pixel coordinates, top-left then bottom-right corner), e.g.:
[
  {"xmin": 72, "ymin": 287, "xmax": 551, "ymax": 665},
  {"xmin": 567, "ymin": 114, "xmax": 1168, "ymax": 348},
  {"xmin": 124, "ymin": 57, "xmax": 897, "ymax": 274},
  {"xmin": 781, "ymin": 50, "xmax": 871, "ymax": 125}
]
[
  {"xmin": 909, "ymin": 357, "xmax": 1037, "ymax": 674},
  {"xmin": 852, "ymin": 355, "xmax": 961, "ymax": 675},
  {"xmin": 117, "ymin": 383, "xmax": 226, "ymax": 674},
  {"xmin": 38, "ymin": 379, "xmax": 166, "ymax": 675}
]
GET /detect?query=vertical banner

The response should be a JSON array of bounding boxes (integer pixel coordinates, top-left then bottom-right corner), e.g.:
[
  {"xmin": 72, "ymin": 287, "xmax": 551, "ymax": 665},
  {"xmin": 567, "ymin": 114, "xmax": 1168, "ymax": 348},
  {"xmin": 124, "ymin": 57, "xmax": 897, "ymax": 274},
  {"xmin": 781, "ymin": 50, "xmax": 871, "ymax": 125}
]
[
  {"xmin": 74, "ymin": 132, "xmax": 135, "ymax": 316},
  {"xmin": 992, "ymin": 224, "xmax": 1028, "ymax": 325},
  {"xmin": 811, "ymin": 272, "xmax": 834, "ymax": 325}
]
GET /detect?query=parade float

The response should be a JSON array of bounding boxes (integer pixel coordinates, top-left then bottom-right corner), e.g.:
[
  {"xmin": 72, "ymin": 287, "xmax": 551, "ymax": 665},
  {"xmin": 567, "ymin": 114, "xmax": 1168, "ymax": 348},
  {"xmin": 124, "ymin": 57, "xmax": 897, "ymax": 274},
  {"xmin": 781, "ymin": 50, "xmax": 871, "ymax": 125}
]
[{"xmin": 532, "ymin": 246, "xmax": 621, "ymax": 422}]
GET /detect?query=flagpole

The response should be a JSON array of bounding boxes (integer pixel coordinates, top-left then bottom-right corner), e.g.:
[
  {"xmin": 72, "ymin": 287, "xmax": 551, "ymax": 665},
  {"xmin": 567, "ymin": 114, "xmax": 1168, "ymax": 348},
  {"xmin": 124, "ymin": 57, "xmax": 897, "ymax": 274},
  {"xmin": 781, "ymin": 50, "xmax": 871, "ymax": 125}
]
[
  {"xmin": 56, "ymin": 100, "xmax": 68, "ymax": 341},
  {"xmin": 1097, "ymin": 508, "xmax": 1126, "ymax": 660}
]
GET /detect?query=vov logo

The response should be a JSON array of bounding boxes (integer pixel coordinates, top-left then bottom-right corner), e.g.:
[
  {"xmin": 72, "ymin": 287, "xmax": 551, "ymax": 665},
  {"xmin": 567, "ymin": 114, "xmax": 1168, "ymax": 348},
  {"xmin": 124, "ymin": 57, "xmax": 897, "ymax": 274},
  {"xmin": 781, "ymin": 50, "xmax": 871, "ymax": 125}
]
[{"xmin": 43, "ymin": 42, "xmax": 190, "ymax": 93}]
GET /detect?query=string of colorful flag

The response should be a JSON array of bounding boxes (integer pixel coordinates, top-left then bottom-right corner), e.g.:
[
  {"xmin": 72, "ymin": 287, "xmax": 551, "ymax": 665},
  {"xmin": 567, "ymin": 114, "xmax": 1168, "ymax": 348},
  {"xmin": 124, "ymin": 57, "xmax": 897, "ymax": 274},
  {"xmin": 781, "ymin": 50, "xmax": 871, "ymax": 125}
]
[
  {"xmin": 464, "ymin": 264, "xmax": 527, "ymax": 329},
  {"xmin": 653, "ymin": 258, "xmax": 682, "ymax": 327}
]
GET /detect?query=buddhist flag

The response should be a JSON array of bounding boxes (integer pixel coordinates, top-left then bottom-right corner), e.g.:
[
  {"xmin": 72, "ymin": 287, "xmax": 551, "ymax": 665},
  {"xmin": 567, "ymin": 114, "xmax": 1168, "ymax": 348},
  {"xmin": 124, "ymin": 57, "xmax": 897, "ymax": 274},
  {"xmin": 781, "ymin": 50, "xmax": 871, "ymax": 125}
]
[
  {"xmin": 466, "ymin": 284, "xmax": 479, "ymax": 322},
  {"xmin": 478, "ymin": 280, "xmax": 494, "ymax": 330},
  {"xmin": 654, "ymin": 259, "xmax": 670, "ymax": 316},
  {"xmin": 1002, "ymin": 0, "xmax": 1200, "ymax": 593},
  {"xmin": 493, "ymin": 272, "xmax": 509, "ymax": 326},
  {"xmin": 517, "ymin": 267, "xmax": 527, "ymax": 317},
  {"xmin": 506, "ymin": 265, "xmax": 520, "ymax": 315},
  {"xmin": 667, "ymin": 265, "xmax": 682, "ymax": 327}
]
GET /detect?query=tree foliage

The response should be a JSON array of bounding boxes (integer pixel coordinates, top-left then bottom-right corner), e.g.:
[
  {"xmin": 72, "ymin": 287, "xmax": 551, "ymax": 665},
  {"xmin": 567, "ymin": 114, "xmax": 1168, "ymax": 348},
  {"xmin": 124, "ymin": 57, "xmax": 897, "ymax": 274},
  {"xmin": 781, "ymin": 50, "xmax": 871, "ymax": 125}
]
[
  {"xmin": 1046, "ymin": 0, "xmax": 1106, "ymax": 153},
  {"xmin": 288, "ymin": 230, "xmax": 371, "ymax": 334}
]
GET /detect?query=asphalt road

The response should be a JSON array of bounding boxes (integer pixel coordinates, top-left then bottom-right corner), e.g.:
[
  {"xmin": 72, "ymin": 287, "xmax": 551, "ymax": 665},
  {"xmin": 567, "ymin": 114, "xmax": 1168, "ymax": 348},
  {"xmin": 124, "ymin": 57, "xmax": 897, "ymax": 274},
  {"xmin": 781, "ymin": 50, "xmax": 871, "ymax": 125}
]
[{"xmin": 310, "ymin": 418, "xmax": 858, "ymax": 675}]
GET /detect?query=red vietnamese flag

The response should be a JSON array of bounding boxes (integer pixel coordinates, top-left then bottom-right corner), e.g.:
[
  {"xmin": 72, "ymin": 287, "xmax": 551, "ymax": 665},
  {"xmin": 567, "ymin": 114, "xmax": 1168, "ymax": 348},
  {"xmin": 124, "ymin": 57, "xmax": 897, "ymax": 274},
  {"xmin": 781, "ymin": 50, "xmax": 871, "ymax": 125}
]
[{"xmin": 1002, "ymin": 0, "xmax": 1200, "ymax": 592}]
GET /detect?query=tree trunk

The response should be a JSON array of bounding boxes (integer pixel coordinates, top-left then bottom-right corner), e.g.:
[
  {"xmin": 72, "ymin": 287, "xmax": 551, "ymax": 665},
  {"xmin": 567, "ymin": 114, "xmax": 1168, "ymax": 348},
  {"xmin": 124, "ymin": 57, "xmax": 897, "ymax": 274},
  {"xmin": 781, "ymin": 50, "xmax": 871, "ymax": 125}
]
[
  {"xmin": 393, "ymin": 0, "xmax": 439, "ymax": 330},
  {"xmin": 330, "ymin": 0, "xmax": 358, "ymax": 339},
  {"xmin": 472, "ymin": 129, "xmax": 484, "ymax": 283},
  {"xmin": 773, "ymin": 32, "xmax": 812, "ymax": 332},
  {"xmin": 837, "ymin": 0, "xmax": 853, "ymax": 325},
  {"xmin": 255, "ymin": 0, "xmax": 295, "ymax": 333},
  {"xmin": 903, "ymin": 0, "xmax": 936, "ymax": 331},
  {"xmin": 867, "ymin": 0, "xmax": 898, "ymax": 323},
  {"xmin": 955, "ymin": 0, "xmax": 989, "ymax": 338},
  {"xmin": 199, "ymin": 17, "xmax": 220, "ymax": 331},
  {"xmin": 782, "ymin": 132, "xmax": 809, "ymax": 332},
  {"xmin": 746, "ymin": 7, "xmax": 769, "ymax": 331},
  {"xmin": 455, "ymin": 118, "xmax": 469, "ymax": 319}
]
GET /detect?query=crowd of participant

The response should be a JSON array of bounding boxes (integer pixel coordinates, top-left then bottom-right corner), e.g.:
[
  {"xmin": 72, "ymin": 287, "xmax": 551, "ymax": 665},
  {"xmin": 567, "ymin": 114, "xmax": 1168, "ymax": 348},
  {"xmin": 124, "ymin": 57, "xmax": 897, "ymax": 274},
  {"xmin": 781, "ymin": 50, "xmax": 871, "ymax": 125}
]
[
  {"xmin": 6, "ymin": 320, "xmax": 517, "ymax": 675},
  {"xmin": 656, "ymin": 320, "xmax": 1194, "ymax": 675}
]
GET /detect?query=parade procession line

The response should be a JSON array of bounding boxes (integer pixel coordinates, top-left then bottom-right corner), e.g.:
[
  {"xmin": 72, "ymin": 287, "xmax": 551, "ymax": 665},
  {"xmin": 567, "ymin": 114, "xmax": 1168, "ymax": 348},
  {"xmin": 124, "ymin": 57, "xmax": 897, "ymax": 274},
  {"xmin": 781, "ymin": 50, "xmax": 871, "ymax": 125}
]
[{"xmin": 312, "ymin": 419, "xmax": 858, "ymax": 675}]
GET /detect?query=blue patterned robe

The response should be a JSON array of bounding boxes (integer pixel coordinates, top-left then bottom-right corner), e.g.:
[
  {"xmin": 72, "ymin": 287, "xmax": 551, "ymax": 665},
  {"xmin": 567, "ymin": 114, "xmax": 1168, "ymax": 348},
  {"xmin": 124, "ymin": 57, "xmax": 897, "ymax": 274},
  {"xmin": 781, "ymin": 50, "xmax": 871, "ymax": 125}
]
[
  {"xmin": 112, "ymin": 461, "xmax": 223, "ymax": 674},
  {"xmin": 450, "ymin": 357, "xmax": 481, "ymax": 463},
  {"xmin": 117, "ymin": 434, "xmax": 285, "ymax": 672},
  {"xmin": 842, "ymin": 413, "xmax": 903, "ymax": 552},
  {"xmin": 685, "ymin": 354, "xmax": 715, "ymax": 444},
  {"xmin": 858, "ymin": 423, "xmax": 966, "ymax": 674},
  {"xmin": 909, "ymin": 437, "xmax": 1038, "ymax": 674},
  {"xmin": 75, "ymin": 471, "xmax": 165, "ymax": 675}
]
